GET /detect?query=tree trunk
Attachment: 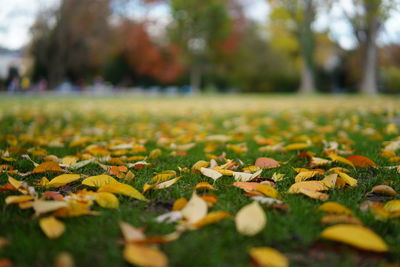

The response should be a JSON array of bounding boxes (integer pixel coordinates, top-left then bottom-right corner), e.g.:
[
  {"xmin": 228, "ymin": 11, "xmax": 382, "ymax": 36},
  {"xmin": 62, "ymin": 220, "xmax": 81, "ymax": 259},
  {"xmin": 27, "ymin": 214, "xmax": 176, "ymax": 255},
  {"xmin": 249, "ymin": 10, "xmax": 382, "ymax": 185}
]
[
  {"xmin": 299, "ymin": 62, "xmax": 316, "ymax": 93},
  {"xmin": 298, "ymin": 0, "xmax": 316, "ymax": 94},
  {"xmin": 190, "ymin": 63, "xmax": 201, "ymax": 93},
  {"xmin": 360, "ymin": 21, "xmax": 379, "ymax": 94}
]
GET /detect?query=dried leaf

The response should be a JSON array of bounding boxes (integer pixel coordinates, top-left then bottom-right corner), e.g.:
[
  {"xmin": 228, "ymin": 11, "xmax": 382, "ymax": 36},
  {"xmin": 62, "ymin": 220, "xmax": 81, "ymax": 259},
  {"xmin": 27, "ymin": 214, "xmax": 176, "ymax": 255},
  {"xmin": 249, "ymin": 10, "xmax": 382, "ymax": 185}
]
[
  {"xmin": 33, "ymin": 161, "xmax": 63, "ymax": 173},
  {"xmin": 336, "ymin": 172, "xmax": 357, "ymax": 187},
  {"xmin": 235, "ymin": 201, "xmax": 266, "ymax": 236},
  {"xmin": 47, "ymin": 174, "xmax": 80, "ymax": 188},
  {"xmin": 192, "ymin": 211, "xmax": 230, "ymax": 228},
  {"xmin": 120, "ymin": 221, "xmax": 145, "ymax": 242},
  {"xmin": 33, "ymin": 200, "xmax": 69, "ymax": 215},
  {"xmin": 295, "ymin": 171, "xmax": 321, "ymax": 182},
  {"xmin": 5, "ymin": 195, "xmax": 34, "ymax": 205},
  {"xmin": 172, "ymin": 198, "xmax": 187, "ymax": 211},
  {"xmin": 347, "ymin": 155, "xmax": 376, "ymax": 168},
  {"xmin": 369, "ymin": 185, "xmax": 397, "ymax": 196},
  {"xmin": 98, "ymin": 183, "xmax": 148, "ymax": 201},
  {"xmin": 319, "ymin": 202, "xmax": 352, "ymax": 215},
  {"xmin": 200, "ymin": 167, "xmax": 222, "ymax": 181},
  {"xmin": 82, "ymin": 175, "xmax": 119, "ymax": 188},
  {"xmin": 256, "ymin": 184, "xmax": 280, "ymax": 199},
  {"xmin": 321, "ymin": 224, "xmax": 388, "ymax": 252},
  {"xmin": 181, "ymin": 192, "xmax": 208, "ymax": 224},
  {"xmin": 287, "ymin": 181, "xmax": 327, "ymax": 193},
  {"xmin": 39, "ymin": 216, "xmax": 65, "ymax": 239},
  {"xmin": 255, "ymin": 157, "xmax": 280, "ymax": 169},
  {"xmin": 249, "ymin": 247, "xmax": 288, "ymax": 267},
  {"xmin": 123, "ymin": 244, "xmax": 167, "ymax": 267},
  {"xmin": 95, "ymin": 192, "xmax": 119, "ymax": 209},
  {"xmin": 195, "ymin": 182, "xmax": 215, "ymax": 190},
  {"xmin": 328, "ymin": 154, "xmax": 355, "ymax": 168},
  {"xmin": 298, "ymin": 188, "xmax": 329, "ymax": 201}
]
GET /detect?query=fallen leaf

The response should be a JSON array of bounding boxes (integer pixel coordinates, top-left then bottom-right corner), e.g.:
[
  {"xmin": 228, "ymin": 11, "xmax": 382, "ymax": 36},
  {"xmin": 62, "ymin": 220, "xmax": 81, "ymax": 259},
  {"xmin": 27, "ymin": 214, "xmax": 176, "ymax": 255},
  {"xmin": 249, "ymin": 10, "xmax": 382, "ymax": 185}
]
[
  {"xmin": 235, "ymin": 201, "xmax": 266, "ymax": 236},
  {"xmin": 368, "ymin": 185, "xmax": 397, "ymax": 196},
  {"xmin": 320, "ymin": 214, "xmax": 362, "ymax": 225},
  {"xmin": 319, "ymin": 202, "xmax": 352, "ymax": 215},
  {"xmin": 5, "ymin": 195, "xmax": 34, "ymax": 205},
  {"xmin": 98, "ymin": 183, "xmax": 148, "ymax": 201},
  {"xmin": 255, "ymin": 157, "xmax": 280, "ymax": 169},
  {"xmin": 120, "ymin": 221, "xmax": 145, "ymax": 242},
  {"xmin": 47, "ymin": 174, "xmax": 80, "ymax": 188},
  {"xmin": 287, "ymin": 181, "xmax": 327, "ymax": 193},
  {"xmin": 336, "ymin": 172, "xmax": 357, "ymax": 187},
  {"xmin": 347, "ymin": 155, "xmax": 376, "ymax": 168},
  {"xmin": 39, "ymin": 216, "xmax": 65, "ymax": 239},
  {"xmin": 53, "ymin": 252, "xmax": 74, "ymax": 267},
  {"xmin": 195, "ymin": 182, "xmax": 215, "ymax": 190},
  {"xmin": 151, "ymin": 170, "xmax": 176, "ymax": 183},
  {"xmin": 295, "ymin": 171, "xmax": 321, "ymax": 182},
  {"xmin": 321, "ymin": 224, "xmax": 388, "ymax": 252},
  {"xmin": 328, "ymin": 154, "xmax": 355, "ymax": 168},
  {"xmin": 233, "ymin": 169, "xmax": 262, "ymax": 182},
  {"xmin": 95, "ymin": 192, "xmax": 119, "ymax": 209},
  {"xmin": 124, "ymin": 244, "xmax": 167, "ymax": 267},
  {"xmin": 192, "ymin": 211, "xmax": 230, "ymax": 228},
  {"xmin": 256, "ymin": 184, "xmax": 280, "ymax": 199},
  {"xmin": 200, "ymin": 167, "xmax": 222, "ymax": 181},
  {"xmin": 33, "ymin": 161, "xmax": 63, "ymax": 173},
  {"xmin": 249, "ymin": 247, "xmax": 288, "ymax": 267},
  {"xmin": 33, "ymin": 200, "xmax": 69, "ymax": 215},
  {"xmin": 172, "ymin": 198, "xmax": 187, "ymax": 211},
  {"xmin": 298, "ymin": 187, "xmax": 329, "ymax": 201},
  {"xmin": 82, "ymin": 175, "xmax": 119, "ymax": 188},
  {"xmin": 181, "ymin": 192, "xmax": 208, "ymax": 224}
]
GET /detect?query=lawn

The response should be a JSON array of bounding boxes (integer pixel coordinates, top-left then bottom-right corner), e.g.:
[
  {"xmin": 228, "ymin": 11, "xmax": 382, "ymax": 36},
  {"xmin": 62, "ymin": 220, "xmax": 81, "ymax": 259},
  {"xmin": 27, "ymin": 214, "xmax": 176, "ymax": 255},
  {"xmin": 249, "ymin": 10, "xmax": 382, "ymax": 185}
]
[{"xmin": 1, "ymin": 94, "xmax": 400, "ymax": 267}]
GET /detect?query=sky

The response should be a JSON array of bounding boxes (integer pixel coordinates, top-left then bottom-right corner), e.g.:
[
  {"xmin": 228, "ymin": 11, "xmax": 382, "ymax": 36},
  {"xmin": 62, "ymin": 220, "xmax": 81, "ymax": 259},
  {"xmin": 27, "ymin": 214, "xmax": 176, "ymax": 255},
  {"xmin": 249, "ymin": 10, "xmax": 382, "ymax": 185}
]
[{"xmin": 0, "ymin": 0, "xmax": 399, "ymax": 51}]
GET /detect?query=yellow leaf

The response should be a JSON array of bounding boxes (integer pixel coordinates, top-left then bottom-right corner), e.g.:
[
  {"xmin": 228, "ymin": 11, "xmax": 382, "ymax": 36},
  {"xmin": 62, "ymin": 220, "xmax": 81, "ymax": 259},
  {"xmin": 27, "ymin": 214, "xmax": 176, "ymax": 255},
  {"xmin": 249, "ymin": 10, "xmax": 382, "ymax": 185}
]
[
  {"xmin": 124, "ymin": 244, "xmax": 167, "ymax": 267},
  {"xmin": 319, "ymin": 202, "xmax": 352, "ymax": 215},
  {"xmin": 235, "ymin": 201, "xmax": 266, "ymax": 236},
  {"xmin": 298, "ymin": 187, "xmax": 329, "ymax": 201},
  {"xmin": 294, "ymin": 171, "xmax": 321, "ymax": 182},
  {"xmin": 369, "ymin": 185, "xmax": 397, "ymax": 196},
  {"xmin": 82, "ymin": 175, "xmax": 119, "ymax": 188},
  {"xmin": 98, "ymin": 183, "xmax": 148, "ymax": 201},
  {"xmin": 193, "ymin": 211, "xmax": 231, "ymax": 228},
  {"xmin": 61, "ymin": 156, "xmax": 78, "ymax": 166},
  {"xmin": 148, "ymin": 148, "xmax": 162, "ymax": 159},
  {"xmin": 321, "ymin": 174, "xmax": 338, "ymax": 188},
  {"xmin": 233, "ymin": 169, "xmax": 262, "ymax": 182},
  {"xmin": 200, "ymin": 167, "xmax": 222, "ymax": 181},
  {"xmin": 337, "ymin": 172, "xmax": 357, "ymax": 187},
  {"xmin": 191, "ymin": 160, "xmax": 209, "ymax": 172},
  {"xmin": 284, "ymin": 143, "xmax": 310, "ymax": 150},
  {"xmin": 172, "ymin": 198, "xmax": 188, "ymax": 211},
  {"xmin": 287, "ymin": 181, "xmax": 327, "ymax": 193},
  {"xmin": 151, "ymin": 170, "xmax": 176, "ymax": 183},
  {"xmin": 181, "ymin": 192, "xmax": 208, "ymax": 224},
  {"xmin": 256, "ymin": 184, "xmax": 280, "ymax": 199},
  {"xmin": 384, "ymin": 200, "xmax": 400, "ymax": 213},
  {"xmin": 5, "ymin": 195, "xmax": 34, "ymax": 205},
  {"xmin": 8, "ymin": 176, "xmax": 22, "ymax": 189},
  {"xmin": 195, "ymin": 182, "xmax": 215, "ymax": 190},
  {"xmin": 320, "ymin": 214, "xmax": 362, "ymax": 225},
  {"xmin": 47, "ymin": 174, "xmax": 80, "ymax": 188},
  {"xmin": 249, "ymin": 247, "xmax": 289, "ymax": 267},
  {"xmin": 95, "ymin": 192, "xmax": 119, "ymax": 209},
  {"xmin": 120, "ymin": 221, "xmax": 145, "ymax": 242},
  {"xmin": 54, "ymin": 252, "xmax": 74, "ymax": 267},
  {"xmin": 328, "ymin": 154, "xmax": 355, "ymax": 168},
  {"xmin": 321, "ymin": 224, "xmax": 388, "ymax": 252},
  {"xmin": 310, "ymin": 157, "xmax": 331, "ymax": 167},
  {"xmin": 33, "ymin": 200, "xmax": 68, "ymax": 215},
  {"xmin": 153, "ymin": 176, "xmax": 182, "ymax": 190},
  {"xmin": 39, "ymin": 216, "xmax": 65, "ymax": 239}
]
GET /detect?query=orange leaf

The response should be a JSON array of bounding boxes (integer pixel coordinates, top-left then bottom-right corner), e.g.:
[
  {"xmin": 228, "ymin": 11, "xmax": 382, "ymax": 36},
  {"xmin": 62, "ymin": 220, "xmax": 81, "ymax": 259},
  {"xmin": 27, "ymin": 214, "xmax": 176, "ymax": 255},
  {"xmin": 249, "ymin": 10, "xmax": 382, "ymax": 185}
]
[
  {"xmin": 347, "ymin": 155, "xmax": 376, "ymax": 168},
  {"xmin": 33, "ymin": 161, "xmax": 63, "ymax": 173},
  {"xmin": 255, "ymin": 157, "xmax": 280, "ymax": 169}
]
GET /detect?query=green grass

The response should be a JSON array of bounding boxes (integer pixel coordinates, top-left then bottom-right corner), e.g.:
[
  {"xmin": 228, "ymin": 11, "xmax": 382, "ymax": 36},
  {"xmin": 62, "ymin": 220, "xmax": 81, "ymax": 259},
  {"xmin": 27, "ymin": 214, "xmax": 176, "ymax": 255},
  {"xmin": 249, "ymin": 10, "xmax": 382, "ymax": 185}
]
[{"xmin": 0, "ymin": 95, "xmax": 400, "ymax": 266}]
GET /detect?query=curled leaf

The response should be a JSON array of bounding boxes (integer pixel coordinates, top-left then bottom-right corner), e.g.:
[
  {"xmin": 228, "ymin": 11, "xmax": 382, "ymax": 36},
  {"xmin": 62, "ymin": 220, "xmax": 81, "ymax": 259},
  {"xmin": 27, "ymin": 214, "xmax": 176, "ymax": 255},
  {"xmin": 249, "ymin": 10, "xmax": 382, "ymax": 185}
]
[{"xmin": 321, "ymin": 224, "xmax": 388, "ymax": 252}]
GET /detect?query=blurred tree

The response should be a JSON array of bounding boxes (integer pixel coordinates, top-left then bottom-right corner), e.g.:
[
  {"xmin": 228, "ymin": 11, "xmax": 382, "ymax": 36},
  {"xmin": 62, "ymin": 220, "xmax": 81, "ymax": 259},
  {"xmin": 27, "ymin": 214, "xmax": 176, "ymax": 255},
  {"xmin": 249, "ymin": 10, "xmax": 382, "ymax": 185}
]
[
  {"xmin": 268, "ymin": 0, "xmax": 329, "ymax": 93},
  {"xmin": 169, "ymin": 0, "xmax": 231, "ymax": 91},
  {"xmin": 30, "ymin": 0, "xmax": 111, "ymax": 88},
  {"xmin": 343, "ymin": 0, "xmax": 399, "ymax": 94}
]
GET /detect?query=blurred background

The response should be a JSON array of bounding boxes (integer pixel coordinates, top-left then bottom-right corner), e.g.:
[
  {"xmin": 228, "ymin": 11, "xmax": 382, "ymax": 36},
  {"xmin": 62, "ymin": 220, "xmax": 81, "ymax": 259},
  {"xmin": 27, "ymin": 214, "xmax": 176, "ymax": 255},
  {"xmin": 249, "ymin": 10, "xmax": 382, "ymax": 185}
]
[{"xmin": 0, "ymin": 0, "xmax": 399, "ymax": 95}]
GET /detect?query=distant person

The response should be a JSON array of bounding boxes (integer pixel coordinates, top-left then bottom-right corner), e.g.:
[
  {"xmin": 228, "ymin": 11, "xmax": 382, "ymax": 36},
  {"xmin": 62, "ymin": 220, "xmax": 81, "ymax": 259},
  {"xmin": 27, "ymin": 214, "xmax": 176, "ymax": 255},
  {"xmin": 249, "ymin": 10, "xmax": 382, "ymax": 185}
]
[
  {"xmin": 21, "ymin": 76, "xmax": 30, "ymax": 92},
  {"xmin": 38, "ymin": 78, "xmax": 48, "ymax": 93},
  {"xmin": 7, "ymin": 77, "xmax": 20, "ymax": 94}
]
